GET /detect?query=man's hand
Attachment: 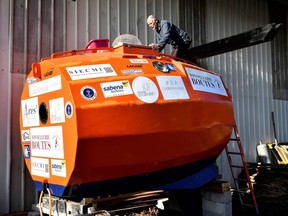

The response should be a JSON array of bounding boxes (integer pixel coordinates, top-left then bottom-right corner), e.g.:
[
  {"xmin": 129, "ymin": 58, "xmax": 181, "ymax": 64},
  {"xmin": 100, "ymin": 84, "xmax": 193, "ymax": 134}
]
[{"xmin": 149, "ymin": 43, "xmax": 159, "ymax": 49}]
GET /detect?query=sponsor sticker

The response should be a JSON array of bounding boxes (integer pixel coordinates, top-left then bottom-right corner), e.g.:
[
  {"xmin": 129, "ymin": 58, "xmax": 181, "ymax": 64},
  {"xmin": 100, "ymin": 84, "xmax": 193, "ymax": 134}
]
[
  {"xmin": 24, "ymin": 145, "xmax": 30, "ymax": 159},
  {"xmin": 49, "ymin": 97, "xmax": 65, "ymax": 124},
  {"xmin": 66, "ymin": 64, "xmax": 117, "ymax": 80},
  {"xmin": 30, "ymin": 126, "xmax": 64, "ymax": 159},
  {"xmin": 129, "ymin": 59, "xmax": 149, "ymax": 64},
  {"xmin": 127, "ymin": 65, "xmax": 142, "ymax": 68},
  {"xmin": 29, "ymin": 75, "xmax": 62, "ymax": 97},
  {"xmin": 132, "ymin": 76, "xmax": 159, "ymax": 103},
  {"xmin": 186, "ymin": 67, "xmax": 228, "ymax": 96},
  {"xmin": 51, "ymin": 159, "xmax": 66, "ymax": 177},
  {"xmin": 44, "ymin": 68, "xmax": 53, "ymax": 77},
  {"xmin": 121, "ymin": 69, "xmax": 143, "ymax": 75},
  {"xmin": 65, "ymin": 101, "xmax": 73, "ymax": 118},
  {"xmin": 31, "ymin": 157, "xmax": 50, "ymax": 178},
  {"xmin": 80, "ymin": 86, "xmax": 97, "ymax": 100},
  {"xmin": 156, "ymin": 76, "xmax": 190, "ymax": 100},
  {"xmin": 21, "ymin": 97, "xmax": 39, "ymax": 127},
  {"xmin": 21, "ymin": 130, "xmax": 30, "ymax": 142},
  {"xmin": 27, "ymin": 77, "xmax": 37, "ymax": 85},
  {"xmin": 100, "ymin": 80, "xmax": 133, "ymax": 98}
]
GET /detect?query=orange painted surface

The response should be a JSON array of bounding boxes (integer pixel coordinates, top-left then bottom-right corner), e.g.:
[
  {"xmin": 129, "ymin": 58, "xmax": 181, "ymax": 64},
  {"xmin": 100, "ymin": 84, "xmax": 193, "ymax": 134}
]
[{"xmin": 19, "ymin": 44, "xmax": 234, "ymax": 190}]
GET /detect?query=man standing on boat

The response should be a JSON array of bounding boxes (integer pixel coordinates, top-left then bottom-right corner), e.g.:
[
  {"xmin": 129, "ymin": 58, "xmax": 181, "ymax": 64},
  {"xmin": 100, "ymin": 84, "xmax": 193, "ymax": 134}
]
[{"xmin": 147, "ymin": 15, "xmax": 192, "ymax": 60}]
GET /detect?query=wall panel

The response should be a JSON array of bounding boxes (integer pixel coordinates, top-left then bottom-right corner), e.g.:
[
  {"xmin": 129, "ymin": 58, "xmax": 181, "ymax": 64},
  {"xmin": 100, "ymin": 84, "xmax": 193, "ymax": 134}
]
[
  {"xmin": 205, "ymin": 0, "xmax": 288, "ymax": 181},
  {"xmin": 0, "ymin": 1, "xmax": 12, "ymax": 214}
]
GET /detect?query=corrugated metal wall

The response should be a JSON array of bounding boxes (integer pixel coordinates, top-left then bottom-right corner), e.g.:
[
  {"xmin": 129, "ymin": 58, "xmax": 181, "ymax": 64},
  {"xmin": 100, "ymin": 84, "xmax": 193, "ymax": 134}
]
[
  {"xmin": 1, "ymin": 0, "xmax": 288, "ymax": 214},
  {"xmin": 12, "ymin": 0, "xmax": 180, "ymax": 76},
  {"xmin": 179, "ymin": 0, "xmax": 206, "ymax": 48},
  {"xmin": 203, "ymin": 0, "xmax": 288, "ymax": 180},
  {"xmin": 270, "ymin": 1, "xmax": 288, "ymax": 153},
  {"xmin": 0, "ymin": 1, "xmax": 12, "ymax": 213},
  {"xmin": 270, "ymin": 1, "xmax": 288, "ymax": 101}
]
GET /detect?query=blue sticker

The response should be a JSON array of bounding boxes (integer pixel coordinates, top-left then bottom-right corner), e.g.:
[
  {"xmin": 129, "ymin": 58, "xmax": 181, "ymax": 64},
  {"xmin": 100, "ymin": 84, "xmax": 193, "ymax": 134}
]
[
  {"xmin": 81, "ymin": 86, "xmax": 97, "ymax": 100},
  {"xmin": 65, "ymin": 102, "xmax": 73, "ymax": 118},
  {"xmin": 24, "ymin": 145, "xmax": 30, "ymax": 159}
]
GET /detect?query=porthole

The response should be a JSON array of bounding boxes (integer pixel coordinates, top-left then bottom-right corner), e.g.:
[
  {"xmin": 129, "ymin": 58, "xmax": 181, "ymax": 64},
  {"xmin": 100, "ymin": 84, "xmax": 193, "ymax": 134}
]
[
  {"xmin": 39, "ymin": 102, "xmax": 48, "ymax": 124},
  {"xmin": 152, "ymin": 61, "xmax": 170, "ymax": 73}
]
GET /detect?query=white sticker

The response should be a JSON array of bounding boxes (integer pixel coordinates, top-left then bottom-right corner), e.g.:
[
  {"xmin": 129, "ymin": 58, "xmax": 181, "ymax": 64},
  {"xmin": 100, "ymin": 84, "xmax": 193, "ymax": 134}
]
[
  {"xmin": 30, "ymin": 126, "xmax": 64, "ymax": 159},
  {"xmin": 21, "ymin": 97, "xmax": 39, "ymax": 127},
  {"xmin": 132, "ymin": 76, "xmax": 159, "ymax": 103},
  {"xmin": 51, "ymin": 159, "xmax": 66, "ymax": 177},
  {"xmin": 66, "ymin": 64, "xmax": 117, "ymax": 80},
  {"xmin": 129, "ymin": 59, "xmax": 149, "ymax": 64},
  {"xmin": 100, "ymin": 80, "xmax": 133, "ymax": 98},
  {"xmin": 29, "ymin": 75, "xmax": 62, "ymax": 97},
  {"xmin": 186, "ymin": 67, "xmax": 228, "ymax": 96},
  {"xmin": 31, "ymin": 157, "xmax": 50, "ymax": 178},
  {"xmin": 21, "ymin": 130, "xmax": 30, "ymax": 142},
  {"xmin": 156, "ymin": 76, "xmax": 190, "ymax": 100},
  {"xmin": 49, "ymin": 97, "xmax": 65, "ymax": 124}
]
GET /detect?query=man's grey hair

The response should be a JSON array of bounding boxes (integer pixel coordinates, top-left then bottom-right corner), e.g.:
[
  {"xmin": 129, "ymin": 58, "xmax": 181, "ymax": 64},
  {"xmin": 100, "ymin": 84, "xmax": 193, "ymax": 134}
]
[{"xmin": 147, "ymin": 15, "xmax": 157, "ymax": 22}]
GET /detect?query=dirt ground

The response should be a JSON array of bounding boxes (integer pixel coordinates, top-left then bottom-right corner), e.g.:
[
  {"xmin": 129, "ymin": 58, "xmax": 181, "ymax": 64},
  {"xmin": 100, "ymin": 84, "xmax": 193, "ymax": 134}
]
[
  {"xmin": 151, "ymin": 169, "xmax": 288, "ymax": 216},
  {"xmin": 233, "ymin": 169, "xmax": 288, "ymax": 216}
]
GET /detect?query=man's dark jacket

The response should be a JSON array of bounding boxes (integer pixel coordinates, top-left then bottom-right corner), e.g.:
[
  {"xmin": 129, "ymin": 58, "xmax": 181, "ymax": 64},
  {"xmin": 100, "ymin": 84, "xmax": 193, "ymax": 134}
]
[{"xmin": 156, "ymin": 20, "xmax": 191, "ymax": 52}]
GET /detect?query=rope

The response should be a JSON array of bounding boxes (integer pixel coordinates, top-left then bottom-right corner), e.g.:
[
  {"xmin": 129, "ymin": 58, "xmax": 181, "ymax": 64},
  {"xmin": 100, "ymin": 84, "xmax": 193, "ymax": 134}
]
[
  {"xmin": 38, "ymin": 187, "xmax": 52, "ymax": 216},
  {"xmin": 47, "ymin": 188, "xmax": 52, "ymax": 216},
  {"xmin": 39, "ymin": 191, "xmax": 44, "ymax": 216}
]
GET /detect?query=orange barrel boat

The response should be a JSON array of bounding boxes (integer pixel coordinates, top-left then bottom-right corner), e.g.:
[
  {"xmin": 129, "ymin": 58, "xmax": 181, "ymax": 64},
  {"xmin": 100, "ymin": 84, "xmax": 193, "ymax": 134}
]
[{"xmin": 19, "ymin": 41, "xmax": 234, "ymax": 198}]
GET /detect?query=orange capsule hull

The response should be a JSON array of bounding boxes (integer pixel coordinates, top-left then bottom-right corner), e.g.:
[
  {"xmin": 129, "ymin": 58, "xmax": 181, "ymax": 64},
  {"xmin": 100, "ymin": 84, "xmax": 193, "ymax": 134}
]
[{"xmin": 20, "ymin": 44, "xmax": 234, "ymax": 197}]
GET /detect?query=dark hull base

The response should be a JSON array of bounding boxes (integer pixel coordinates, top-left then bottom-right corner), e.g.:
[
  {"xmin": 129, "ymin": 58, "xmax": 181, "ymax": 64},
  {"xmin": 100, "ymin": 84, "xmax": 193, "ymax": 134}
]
[{"xmin": 34, "ymin": 156, "xmax": 218, "ymax": 199}]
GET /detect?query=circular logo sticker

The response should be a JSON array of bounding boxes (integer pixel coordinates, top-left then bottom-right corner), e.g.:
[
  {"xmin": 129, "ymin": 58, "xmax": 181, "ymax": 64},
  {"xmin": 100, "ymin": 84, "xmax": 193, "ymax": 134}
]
[
  {"xmin": 81, "ymin": 86, "xmax": 97, "ymax": 100},
  {"xmin": 132, "ymin": 76, "xmax": 159, "ymax": 103},
  {"xmin": 65, "ymin": 101, "xmax": 73, "ymax": 119}
]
